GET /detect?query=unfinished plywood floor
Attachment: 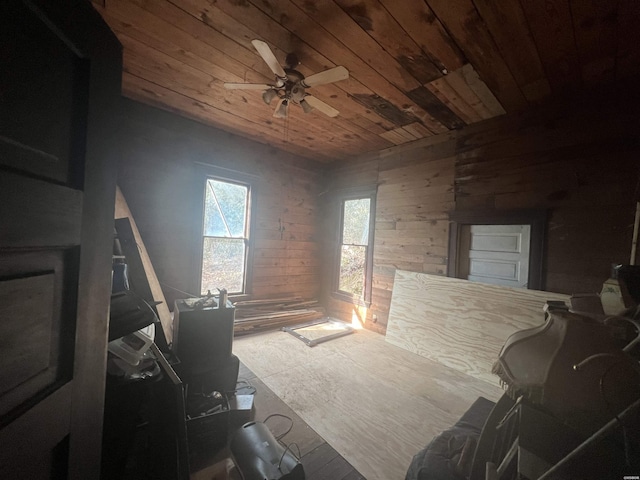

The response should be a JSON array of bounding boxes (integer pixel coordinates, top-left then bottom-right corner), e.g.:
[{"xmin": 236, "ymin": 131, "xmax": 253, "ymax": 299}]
[
  {"xmin": 191, "ymin": 362, "xmax": 364, "ymax": 480},
  {"xmin": 233, "ymin": 327, "xmax": 503, "ymax": 480}
]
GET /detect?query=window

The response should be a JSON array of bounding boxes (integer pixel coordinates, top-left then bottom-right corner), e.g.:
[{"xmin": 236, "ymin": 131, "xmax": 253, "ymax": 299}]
[
  {"xmin": 200, "ymin": 177, "xmax": 251, "ymax": 295},
  {"xmin": 334, "ymin": 192, "xmax": 375, "ymax": 304}
]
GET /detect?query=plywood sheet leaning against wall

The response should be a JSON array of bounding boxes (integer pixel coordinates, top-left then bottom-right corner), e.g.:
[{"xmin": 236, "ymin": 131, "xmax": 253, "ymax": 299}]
[
  {"xmin": 386, "ymin": 270, "xmax": 569, "ymax": 385},
  {"xmin": 115, "ymin": 186, "xmax": 173, "ymax": 345}
]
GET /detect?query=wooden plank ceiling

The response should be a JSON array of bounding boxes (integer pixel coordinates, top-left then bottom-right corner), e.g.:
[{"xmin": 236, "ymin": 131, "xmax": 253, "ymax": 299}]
[{"xmin": 93, "ymin": 0, "xmax": 640, "ymax": 163}]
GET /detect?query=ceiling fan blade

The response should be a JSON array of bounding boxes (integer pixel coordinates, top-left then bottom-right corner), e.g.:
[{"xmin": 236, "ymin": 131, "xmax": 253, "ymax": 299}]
[
  {"xmin": 224, "ymin": 82, "xmax": 273, "ymax": 90},
  {"xmin": 302, "ymin": 66, "xmax": 349, "ymax": 87},
  {"xmin": 251, "ymin": 39, "xmax": 287, "ymax": 79},
  {"xmin": 304, "ymin": 95, "xmax": 339, "ymax": 117}
]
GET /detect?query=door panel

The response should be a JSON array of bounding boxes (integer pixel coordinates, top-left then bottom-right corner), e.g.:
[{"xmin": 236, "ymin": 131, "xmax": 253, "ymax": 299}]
[
  {"xmin": 0, "ymin": 249, "xmax": 79, "ymax": 421},
  {"xmin": 0, "ymin": 172, "xmax": 83, "ymax": 248},
  {"xmin": 459, "ymin": 224, "xmax": 531, "ymax": 288},
  {"xmin": 1, "ymin": 274, "xmax": 56, "ymax": 396},
  {"xmin": 0, "ymin": 1, "xmax": 121, "ymax": 478},
  {"xmin": 0, "ymin": 0, "xmax": 88, "ymax": 185}
]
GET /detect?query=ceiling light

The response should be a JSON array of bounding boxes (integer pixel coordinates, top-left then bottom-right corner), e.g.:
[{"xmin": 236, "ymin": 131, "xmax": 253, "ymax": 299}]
[
  {"xmin": 262, "ymin": 89, "xmax": 277, "ymax": 105},
  {"xmin": 300, "ymin": 99, "xmax": 314, "ymax": 114},
  {"xmin": 274, "ymin": 99, "xmax": 288, "ymax": 119}
]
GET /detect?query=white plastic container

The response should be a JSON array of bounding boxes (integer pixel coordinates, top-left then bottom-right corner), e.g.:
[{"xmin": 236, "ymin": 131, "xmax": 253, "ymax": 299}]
[{"xmin": 108, "ymin": 323, "xmax": 155, "ymax": 366}]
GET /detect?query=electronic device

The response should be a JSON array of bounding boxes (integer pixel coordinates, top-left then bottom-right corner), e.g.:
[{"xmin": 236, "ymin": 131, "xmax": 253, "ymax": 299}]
[
  {"xmin": 230, "ymin": 421, "xmax": 305, "ymax": 480},
  {"xmin": 172, "ymin": 297, "xmax": 235, "ymax": 369},
  {"xmin": 185, "ymin": 390, "xmax": 230, "ymax": 457}
]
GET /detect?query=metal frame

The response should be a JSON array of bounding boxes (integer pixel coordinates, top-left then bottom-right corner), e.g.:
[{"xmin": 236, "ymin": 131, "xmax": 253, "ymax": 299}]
[{"xmin": 282, "ymin": 318, "xmax": 355, "ymax": 347}]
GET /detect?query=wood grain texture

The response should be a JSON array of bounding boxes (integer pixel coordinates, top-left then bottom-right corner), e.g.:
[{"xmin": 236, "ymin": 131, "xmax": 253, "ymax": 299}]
[
  {"xmin": 377, "ymin": 0, "xmax": 465, "ymax": 73},
  {"xmin": 425, "ymin": 77, "xmax": 483, "ymax": 124},
  {"xmin": 333, "ymin": 0, "xmax": 442, "ymax": 84},
  {"xmin": 324, "ymin": 142, "xmax": 454, "ymax": 330},
  {"xmin": 116, "ymin": 99, "xmax": 323, "ymax": 308},
  {"xmin": 91, "ymin": 0, "xmax": 640, "ymax": 161},
  {"xmin": 0, "ymin": 171, "xmax": 82, "ymax": 248},
  {"xmin": 115, "ymin": 186, "xmax": 174, "ymax": 345},
  {"xmin": 458, "ymin": 63, "xmax": 506, "ymax": 117},
  {"xmin": 385, "ymin": 271, "xmax": 569, "ymax": 384},
  {"xmin": 425, "ymin": 0, "xmax": 527, "ymax": 112},
  {"xmin": 174, "ymin": 0, "xmax": 397, "ymax": 132},
  {"xmin": 192, "ymin": 363, "xmax": 362, "ymax": 479},
  {"xmin": 0, "ymin": 274, "xmax": 54, "ymax": 396},
  {"xmin": 519, "ymin": 0, "xmax": 581, "ymax": 93},
  {"xmin": 233, "ymin": 327, "xmax": 502, "ymax": 480},
  {"xmin": 0, "ymin": 383, "xmax": 72, "ymax": 467},
  {"xmin": 0, "ymin": 3, "xmax": 121, "ymax": 478},
  {"xmin": 471, "ymin": 0, "xmax": 550, "ymax": 102},
  {"xmin": 326, "ymin": 95, "xmax": 639, "ymax": 335}
]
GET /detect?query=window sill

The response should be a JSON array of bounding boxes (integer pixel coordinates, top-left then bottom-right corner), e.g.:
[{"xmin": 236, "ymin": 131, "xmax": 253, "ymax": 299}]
[
  {"xmin": 229, "ymin": 294, "xmax": 251, "ymax": 302},
  {"xmin": 331, "ymin": 292, "xmax": 371, "ymax": 309}
]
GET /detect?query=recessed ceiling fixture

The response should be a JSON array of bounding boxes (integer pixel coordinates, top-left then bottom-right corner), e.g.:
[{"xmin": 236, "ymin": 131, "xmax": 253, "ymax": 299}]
[{"xmin": 224, "ymin": 39, "xmax": 349, "ymax": 119}]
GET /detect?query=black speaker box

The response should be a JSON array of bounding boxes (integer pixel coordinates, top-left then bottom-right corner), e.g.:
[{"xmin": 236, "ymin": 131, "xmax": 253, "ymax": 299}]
[
  {"xmin": 172, "ymin": 298, "xmax": 235, "ymax": 370},
  {"xmin": 182, "ymin": 354, "xmax": 240, "ymax": 395},
  {"xmin": 186, "ymin": 394, "xmax": 229, "ymax": 456}
]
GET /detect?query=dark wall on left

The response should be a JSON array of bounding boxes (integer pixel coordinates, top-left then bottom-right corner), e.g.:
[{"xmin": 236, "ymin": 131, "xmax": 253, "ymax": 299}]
[{"xmin": 116, "ymin": 99, "xmax": 323, "ymax": 309}]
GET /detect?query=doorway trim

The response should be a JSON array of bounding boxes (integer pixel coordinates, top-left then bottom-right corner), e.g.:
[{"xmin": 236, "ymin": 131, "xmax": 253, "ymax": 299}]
[{"xmin": 447, "ymin": 209, "xmax": 547, "ymax": 290}]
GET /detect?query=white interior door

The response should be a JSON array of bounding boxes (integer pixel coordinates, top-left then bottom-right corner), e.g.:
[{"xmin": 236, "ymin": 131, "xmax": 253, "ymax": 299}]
[{"xmin": 459, "ymin": 224, "xmax": 531, "ymax": 288}]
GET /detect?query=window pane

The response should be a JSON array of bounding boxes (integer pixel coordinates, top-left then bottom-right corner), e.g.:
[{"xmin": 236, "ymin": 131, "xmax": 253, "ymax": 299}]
[
  {"xmin": 203, "ymin": 179, "xmax": 248, "ymax": 237},
  {"xmin": 338, "ymin": 245, "xmax": 366, "ymax": 297},
  {"xmin": 342, "ymin": 198, "xmax": 370, "ymax": 245},
  {"xmin": 203, "ymin": 187, "xmax": 226, "ymax": 237},
  {"xmin": 201, "ymin": 237, "xmax": 245, "ymax": 294}
]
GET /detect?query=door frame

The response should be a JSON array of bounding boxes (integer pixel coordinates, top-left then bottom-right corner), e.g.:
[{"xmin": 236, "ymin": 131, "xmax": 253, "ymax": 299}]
[{"xmin": 447, "ymin": 209, "xmax": 547, "ymax": 290}]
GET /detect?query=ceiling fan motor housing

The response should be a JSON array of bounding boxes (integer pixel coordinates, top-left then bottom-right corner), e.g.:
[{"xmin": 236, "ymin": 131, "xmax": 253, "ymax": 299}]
[{"xmin": 284, "ymin": 69, "xmax": 306, "ymax": 103}]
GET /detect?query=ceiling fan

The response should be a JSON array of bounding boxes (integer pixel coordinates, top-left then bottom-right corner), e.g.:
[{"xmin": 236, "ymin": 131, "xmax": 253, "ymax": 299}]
[{"xmin": 224, "ymin": 40, "xmax": 349, "ymax": 119}]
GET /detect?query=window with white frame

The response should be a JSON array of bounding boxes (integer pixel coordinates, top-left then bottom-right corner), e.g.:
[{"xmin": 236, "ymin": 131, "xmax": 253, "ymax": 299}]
[
  {"xmin": 334, "ymin": 192, "xmax": 375, "ymax": 304},
  {"xmin": 200, "ymin": 177, "xmax": 251, "ymax": 295}
]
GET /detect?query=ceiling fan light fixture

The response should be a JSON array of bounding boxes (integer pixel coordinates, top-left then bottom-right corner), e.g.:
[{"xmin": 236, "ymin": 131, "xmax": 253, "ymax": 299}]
[
  {"xmin": 274, "ymin": 99, "xmax": 289, "ymax": 118},
  {"xmin": 262, "ymin": 88, "xmax": 278, "ymax": 105},
  {"xmin": 300, "ymin": 99, "xmax": 314, "ymax": 114}
]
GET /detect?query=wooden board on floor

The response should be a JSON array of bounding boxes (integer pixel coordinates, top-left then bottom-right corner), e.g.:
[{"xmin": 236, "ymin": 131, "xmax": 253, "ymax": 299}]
[
  {"xmin": 115, "ymin": 186, "xmax": 173, "ymax": 345},
  {"xmin": 385, "ymin": 270, "xmax": 569, "ymax": 385}
]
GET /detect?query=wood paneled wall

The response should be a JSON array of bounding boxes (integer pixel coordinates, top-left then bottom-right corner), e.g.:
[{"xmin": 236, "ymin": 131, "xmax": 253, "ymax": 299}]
[
  {"xmin": 116, "ymin": 99, "xmax": 323, "ymax": 309},
  {"xmin": 325, "ymin": 96, "xmax": 640, "ymax": 332}
]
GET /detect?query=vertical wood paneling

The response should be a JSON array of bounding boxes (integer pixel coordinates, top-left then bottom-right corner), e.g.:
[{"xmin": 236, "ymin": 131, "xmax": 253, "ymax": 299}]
[
  {"xmin": 325, "ymin": 137, "xmax": 455, "ymax": 330},
  {"xmin": 454, "ymin": 105, "xmax": 639, "ymax": 295},
  {"xmin": 326, "ymin": 96, "xmax": 640, "ymax": 333}
]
